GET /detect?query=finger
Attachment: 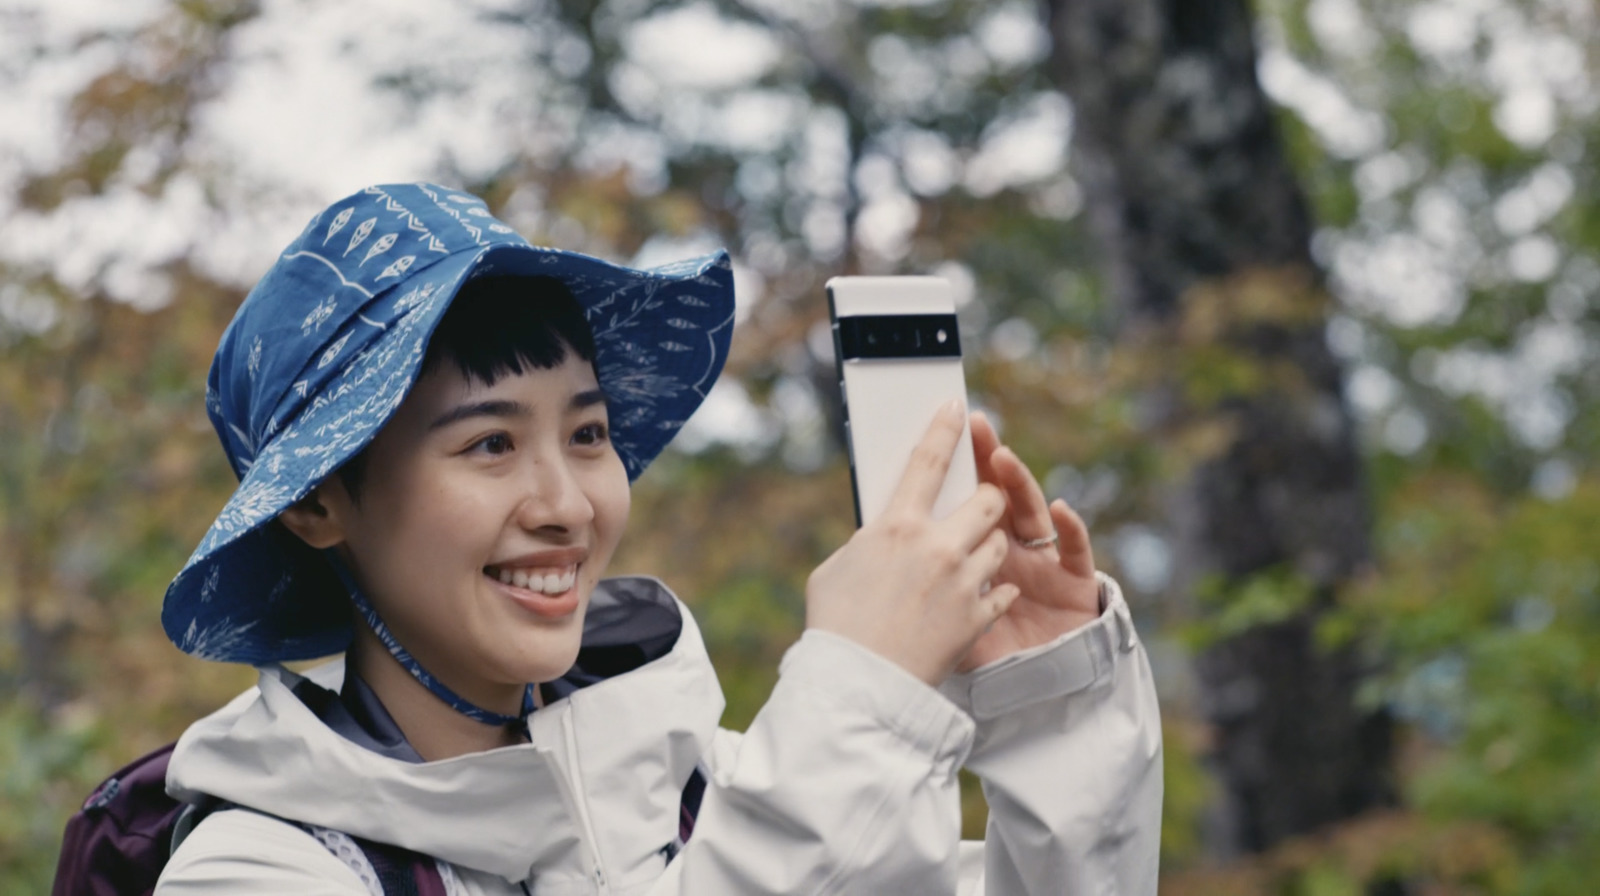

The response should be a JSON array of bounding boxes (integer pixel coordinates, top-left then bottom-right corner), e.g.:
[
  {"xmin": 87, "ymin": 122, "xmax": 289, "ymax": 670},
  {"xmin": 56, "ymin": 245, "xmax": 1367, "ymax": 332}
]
[
  {"xmin": 976, "ymin": 582, "xmax": 1021, "ymax": 627},
  {"xmin": 1050, "ymin": 499, "xmax": 1096, "ymax": 577},
  {"xmin": 885, "ymin": 399, "xmax": 967, "ymax": 514},
  {"xmin": 938, "ymin": 482, "xmax": 1008, "ymax": 554},
  {"xmin": 968, "ymin": 412, "xmax": 1015, "ymax": 532},
  {"xmin": 968, "ymin": 411, "xmax": 1002, "ymax": 487},
  {"xmin": 990, "ymin": 445, "xmax": 1054, "ymax": 544},
  {"xmin": 956, "ymin": 526, "xmax": 1012, "ymax": 592}
]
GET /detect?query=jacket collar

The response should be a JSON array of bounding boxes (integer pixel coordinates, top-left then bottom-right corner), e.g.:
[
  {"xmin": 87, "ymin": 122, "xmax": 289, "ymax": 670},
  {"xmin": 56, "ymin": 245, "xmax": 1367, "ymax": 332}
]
[{"xmin": 166, "ymin": 576, "xmax": 725, "ymax": 884}]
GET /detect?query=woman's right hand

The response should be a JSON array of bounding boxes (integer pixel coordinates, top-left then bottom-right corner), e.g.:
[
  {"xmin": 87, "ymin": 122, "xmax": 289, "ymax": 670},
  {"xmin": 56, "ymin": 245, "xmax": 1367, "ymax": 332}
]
[{"xmin": 805, "ymin": 400, "xmax": 1021, "ymax": 686}]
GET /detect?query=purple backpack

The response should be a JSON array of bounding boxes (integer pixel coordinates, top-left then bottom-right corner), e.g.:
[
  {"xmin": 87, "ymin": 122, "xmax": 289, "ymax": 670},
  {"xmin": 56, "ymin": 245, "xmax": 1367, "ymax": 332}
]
[{"xmin": 51, "ymin": 742, "xmax": 445, "ymax": 895}]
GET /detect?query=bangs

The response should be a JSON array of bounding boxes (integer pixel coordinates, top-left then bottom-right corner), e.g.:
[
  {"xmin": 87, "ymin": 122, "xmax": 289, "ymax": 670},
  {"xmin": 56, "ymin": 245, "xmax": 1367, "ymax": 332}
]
[
  {"xmin": 421, "ymin": 274, "xmax": 597, "ymax": 386},
  {"xmin": 338, "ymin": 275, "xmax": 599, "ymax": 502}
]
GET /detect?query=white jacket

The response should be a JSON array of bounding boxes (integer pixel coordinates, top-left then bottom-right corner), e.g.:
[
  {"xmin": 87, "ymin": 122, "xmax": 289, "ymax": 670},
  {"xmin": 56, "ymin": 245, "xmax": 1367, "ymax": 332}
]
[{"xmin": 157, "ymin": 575, "xmax": 1162, "ymax": 895}]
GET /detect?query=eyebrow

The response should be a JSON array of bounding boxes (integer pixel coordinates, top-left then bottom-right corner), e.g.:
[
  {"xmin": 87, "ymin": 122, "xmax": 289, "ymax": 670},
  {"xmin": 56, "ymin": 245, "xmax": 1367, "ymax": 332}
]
[
  {"xmin": 428, "ymin": 388, "xmax": 609, "ymax": 431},
  {"xmin": 571, "ymin": 388, "xmax": 608, "ymax": 411}
]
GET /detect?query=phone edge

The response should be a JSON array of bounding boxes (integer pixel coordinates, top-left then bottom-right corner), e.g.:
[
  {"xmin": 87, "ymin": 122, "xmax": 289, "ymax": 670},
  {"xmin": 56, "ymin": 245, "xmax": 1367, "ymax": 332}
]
[{"xmin": 825, "ymin": 281, "xmax": 867, "ymax": 529}]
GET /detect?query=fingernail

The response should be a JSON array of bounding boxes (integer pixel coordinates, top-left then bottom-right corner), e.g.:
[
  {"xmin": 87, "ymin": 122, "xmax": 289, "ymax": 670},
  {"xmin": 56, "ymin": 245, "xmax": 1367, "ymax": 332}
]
[{"xmin": 943, "ymin": 398, "xmax": 964, "ymax": 416}]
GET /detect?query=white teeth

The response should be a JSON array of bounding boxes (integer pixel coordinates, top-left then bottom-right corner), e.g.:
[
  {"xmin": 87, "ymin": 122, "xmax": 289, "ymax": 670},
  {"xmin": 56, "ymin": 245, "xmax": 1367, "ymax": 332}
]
[{"xmin": 492, "ymin": 565, "xmax": 578, "ymax": 595}]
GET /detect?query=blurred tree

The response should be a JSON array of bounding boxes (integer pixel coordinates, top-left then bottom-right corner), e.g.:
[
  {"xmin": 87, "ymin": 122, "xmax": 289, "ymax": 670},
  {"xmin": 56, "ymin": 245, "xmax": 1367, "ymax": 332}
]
[
  {"xmin": 0, "ymin": 264, "xmax": 254, "ymax": 892},
  {"xmin": 1041, "ymin": 0, "xmax": 1388, "ymax": 854},
  {"xmin": 10, "ymin": 0, "xmax": 1600, "ymax": 891},
  {"xmin": 0, "ymin": 4, "xmax": 261, "ymax": 888},
  {"xmin": 1248, "ymin": 0, "xmax": 1600, "ymax": 890}
]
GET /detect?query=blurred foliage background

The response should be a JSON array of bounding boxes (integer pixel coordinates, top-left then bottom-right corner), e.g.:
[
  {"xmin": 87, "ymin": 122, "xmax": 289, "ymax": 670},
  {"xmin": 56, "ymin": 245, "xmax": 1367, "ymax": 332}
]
[{"xmin": 2, "ymin": 0, "xmax": 1598, "ymax": 892}]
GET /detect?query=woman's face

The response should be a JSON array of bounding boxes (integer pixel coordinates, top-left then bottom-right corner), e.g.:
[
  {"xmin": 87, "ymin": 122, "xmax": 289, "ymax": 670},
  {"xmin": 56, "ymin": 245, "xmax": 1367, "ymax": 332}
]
[{"xmin": 319, "ymin": 351, "xmax": 630, "ymax": 713}]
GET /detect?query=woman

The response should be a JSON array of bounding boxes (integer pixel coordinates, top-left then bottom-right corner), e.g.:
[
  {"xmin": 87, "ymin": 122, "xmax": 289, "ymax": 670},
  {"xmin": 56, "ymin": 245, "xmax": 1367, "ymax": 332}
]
[{"xmin": 153, "ymin": 182, "xmax": 1162, "ymax": 894}]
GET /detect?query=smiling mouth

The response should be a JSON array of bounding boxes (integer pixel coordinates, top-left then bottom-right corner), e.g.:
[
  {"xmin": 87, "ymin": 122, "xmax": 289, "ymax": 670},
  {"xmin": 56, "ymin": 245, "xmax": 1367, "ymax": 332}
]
[{"xmin": 483, "ymin": 564, "xmax": 578, "ymax": 596}]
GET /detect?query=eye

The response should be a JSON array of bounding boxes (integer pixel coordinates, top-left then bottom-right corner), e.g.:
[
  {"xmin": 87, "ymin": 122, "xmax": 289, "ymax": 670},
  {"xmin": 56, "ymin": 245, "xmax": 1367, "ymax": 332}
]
[
  {"xmin": 469, "ymin": 432, "xmax": 514, "ymax": 456},
  {"xmin": 571, "ymin": 422, "xmax": 609, "ymax": 447}
]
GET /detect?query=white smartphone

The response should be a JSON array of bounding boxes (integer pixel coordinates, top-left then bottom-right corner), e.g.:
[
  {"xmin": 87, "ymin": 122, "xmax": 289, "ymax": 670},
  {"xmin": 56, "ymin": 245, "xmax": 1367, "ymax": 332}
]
[{"xmin": 826, "ymin": 276, "xmax": 978, "ymax": 527}]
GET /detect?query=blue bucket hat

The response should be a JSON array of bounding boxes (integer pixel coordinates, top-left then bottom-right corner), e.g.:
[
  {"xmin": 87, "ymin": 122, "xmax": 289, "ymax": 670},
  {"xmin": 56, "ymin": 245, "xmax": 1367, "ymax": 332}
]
[{"xmin": 163, "ymin": 183, "xmax": 734, "ymax": 666}]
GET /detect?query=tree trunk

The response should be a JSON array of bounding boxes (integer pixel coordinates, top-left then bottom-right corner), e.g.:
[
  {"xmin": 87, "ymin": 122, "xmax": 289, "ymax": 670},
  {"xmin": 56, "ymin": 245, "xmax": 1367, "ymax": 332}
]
[{"xmin": 1041, "ymin": 0, "xmax": 1392, "ymax": 854}]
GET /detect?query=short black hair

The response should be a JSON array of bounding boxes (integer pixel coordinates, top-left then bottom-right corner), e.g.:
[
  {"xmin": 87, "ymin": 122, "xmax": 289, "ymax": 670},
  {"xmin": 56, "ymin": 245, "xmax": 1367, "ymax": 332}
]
[{"xmin": 336, "ymin": 275, "xmax": 598, "ymax": 501}]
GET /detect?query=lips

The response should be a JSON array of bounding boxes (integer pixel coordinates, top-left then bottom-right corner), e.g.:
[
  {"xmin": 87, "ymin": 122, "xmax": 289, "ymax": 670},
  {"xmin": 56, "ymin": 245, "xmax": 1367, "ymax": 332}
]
[{"xmin": 483, "ymin": 549, "xmax": 587, "ymax": 619}]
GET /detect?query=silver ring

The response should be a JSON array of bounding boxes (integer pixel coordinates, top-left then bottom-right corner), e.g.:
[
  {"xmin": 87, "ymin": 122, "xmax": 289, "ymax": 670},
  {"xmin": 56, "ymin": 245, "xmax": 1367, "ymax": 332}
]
[{"xmin": 1019, "ymin": 532, "xmax": 1059, "ymax": 550}]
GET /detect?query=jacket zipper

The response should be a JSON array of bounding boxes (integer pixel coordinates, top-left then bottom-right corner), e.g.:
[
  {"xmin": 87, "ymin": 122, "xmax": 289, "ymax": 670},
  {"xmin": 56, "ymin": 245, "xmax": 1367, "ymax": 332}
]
[{"xmin": 559, "ymin": 705, "xmax": 610, "ymax": 894}]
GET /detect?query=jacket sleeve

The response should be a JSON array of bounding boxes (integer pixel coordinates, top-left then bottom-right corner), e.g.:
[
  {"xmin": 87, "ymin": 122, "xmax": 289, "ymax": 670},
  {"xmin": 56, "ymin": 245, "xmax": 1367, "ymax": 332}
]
[
  {"xmin": 155, "ymin": 808, "xmax": 372, "ymax": 895},
  {"xmin": 655, "ymin": 574, "xmax": 1161, "ymax": 896},
  {"xmin": 942, "ymin": 573, "xmax": 1164, "ymax": 896},
  {"xmin": 654, "ymin": 627, "xmax": 977, "ymax": 894}
]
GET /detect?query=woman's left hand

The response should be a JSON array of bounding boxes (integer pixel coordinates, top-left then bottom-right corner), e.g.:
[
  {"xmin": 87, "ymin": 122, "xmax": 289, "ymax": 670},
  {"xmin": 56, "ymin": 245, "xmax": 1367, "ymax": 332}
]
[{"xmin": 958, "ymin": 412, "xmax": 1102, "ymax": 672}]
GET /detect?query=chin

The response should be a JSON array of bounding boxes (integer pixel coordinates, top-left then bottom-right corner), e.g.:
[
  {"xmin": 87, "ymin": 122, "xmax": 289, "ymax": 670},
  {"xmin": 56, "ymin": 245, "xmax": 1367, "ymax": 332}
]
[{"xmin": 514, "ymin": 637, "xmax": 585, "ymax": 685}]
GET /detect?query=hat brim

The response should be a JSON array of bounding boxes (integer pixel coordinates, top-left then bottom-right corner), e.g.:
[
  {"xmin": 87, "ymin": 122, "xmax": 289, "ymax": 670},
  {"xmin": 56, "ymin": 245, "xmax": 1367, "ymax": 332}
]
[{"xmin": 163, "ymin": 244, "xmax": 734, "ymax": 663}]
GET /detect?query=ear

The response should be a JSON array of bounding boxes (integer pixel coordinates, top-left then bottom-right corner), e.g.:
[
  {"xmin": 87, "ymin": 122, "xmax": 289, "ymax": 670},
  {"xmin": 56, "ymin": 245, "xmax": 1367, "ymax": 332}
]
[{"xmin": 276, "ymin": 485, "xmax": 348, "ymax": 550}]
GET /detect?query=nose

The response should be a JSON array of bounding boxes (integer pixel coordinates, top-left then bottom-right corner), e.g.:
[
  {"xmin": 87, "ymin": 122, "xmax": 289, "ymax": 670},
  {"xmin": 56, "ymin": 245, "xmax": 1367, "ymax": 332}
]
[{"xmin": 514, "ymin": 454, "xmax": 595, "ymax": 534}]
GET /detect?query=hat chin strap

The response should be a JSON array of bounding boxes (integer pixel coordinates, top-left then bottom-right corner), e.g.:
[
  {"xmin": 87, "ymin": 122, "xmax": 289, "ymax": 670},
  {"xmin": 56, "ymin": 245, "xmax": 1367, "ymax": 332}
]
[{"xmin": 325, "ymin": 551, "xmax": 534, "ymax": 728}]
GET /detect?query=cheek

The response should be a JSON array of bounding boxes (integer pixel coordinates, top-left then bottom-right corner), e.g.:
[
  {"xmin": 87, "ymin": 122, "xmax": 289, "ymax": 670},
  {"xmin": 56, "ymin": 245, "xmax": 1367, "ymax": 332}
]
[
  {"xmin": 601, "ymin": 480, "xmax": 631, "ymax": 538},
  {"xmin": 591, "ymin": 467, "xmax": 632, "ymax": 550},
  {"xmin": 370, "ymin": 474, "xmax": 490, "ymax": 567}
]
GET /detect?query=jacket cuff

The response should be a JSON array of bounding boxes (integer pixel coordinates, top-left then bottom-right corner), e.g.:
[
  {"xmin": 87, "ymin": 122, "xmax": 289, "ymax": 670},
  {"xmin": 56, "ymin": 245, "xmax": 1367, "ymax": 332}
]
[
  {"xmin": 939, "ymin": 573, "xmax": 1140, "ymax": 721},
  {"xmin": 779, "ymin": 629, "xmax": 975, "ymax": 767}
]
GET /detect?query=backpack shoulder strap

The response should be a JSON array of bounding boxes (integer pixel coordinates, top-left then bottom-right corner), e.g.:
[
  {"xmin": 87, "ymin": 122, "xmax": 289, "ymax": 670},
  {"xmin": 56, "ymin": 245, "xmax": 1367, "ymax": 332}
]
[
  {"xmin": 660, "ymin": 764, "xmax": 709, "ymax": 863},
  {"xmin": 186, "ymin": 808, "xmax": 445, "ymax": 896},
  {"xmin": 292, "ymin": 822, "xmax": 446, "ymax": 896},
  {"xmin": 680, "ymin": 764, "xmax": 707, "ymax": 843},
  {"xmin": 168, "ymin": 796, "xmax": 224, "ymax": 856},
  {"xmin": 352, "ymin": 836, "xmax": 447, "ymax": 896}
]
